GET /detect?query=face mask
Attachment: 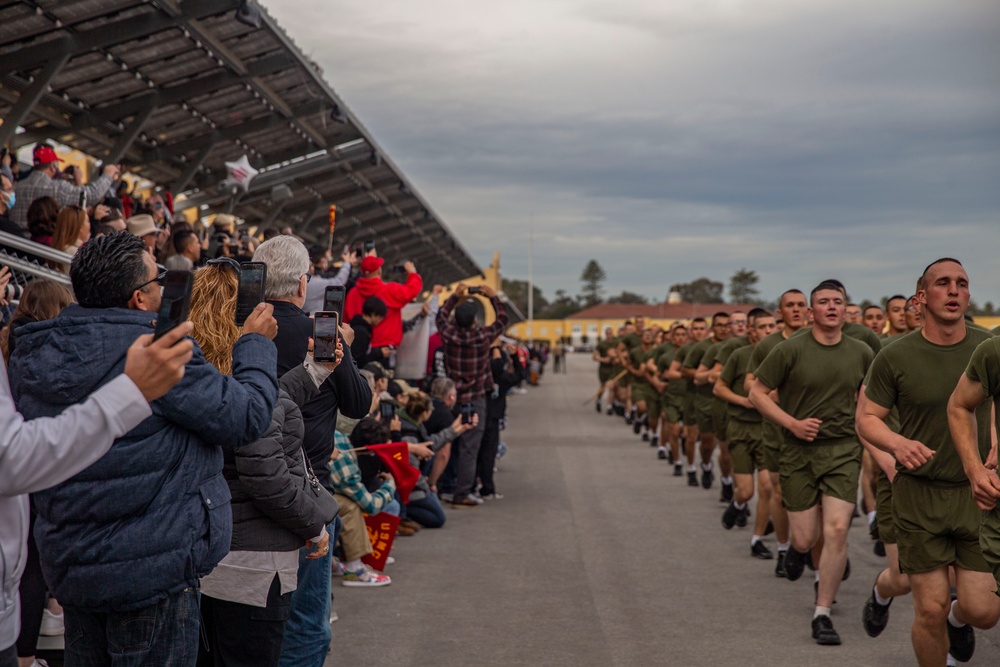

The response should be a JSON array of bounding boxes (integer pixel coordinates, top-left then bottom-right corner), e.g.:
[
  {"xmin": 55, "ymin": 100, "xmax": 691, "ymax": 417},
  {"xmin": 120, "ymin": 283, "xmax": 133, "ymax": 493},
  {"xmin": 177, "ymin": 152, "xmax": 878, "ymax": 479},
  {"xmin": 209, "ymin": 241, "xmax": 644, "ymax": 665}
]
[{"xmin": 1, "ymin": 191, "xmax": 13, "ymax": 210}]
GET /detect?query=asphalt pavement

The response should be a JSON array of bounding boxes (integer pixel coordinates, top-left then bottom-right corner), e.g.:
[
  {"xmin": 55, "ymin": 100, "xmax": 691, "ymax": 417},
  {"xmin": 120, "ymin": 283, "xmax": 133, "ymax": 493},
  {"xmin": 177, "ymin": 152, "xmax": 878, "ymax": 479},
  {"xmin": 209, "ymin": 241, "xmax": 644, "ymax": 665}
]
[{"xmin": 327, "ymin": 354, "xmax": 1000, "ymax": 666}]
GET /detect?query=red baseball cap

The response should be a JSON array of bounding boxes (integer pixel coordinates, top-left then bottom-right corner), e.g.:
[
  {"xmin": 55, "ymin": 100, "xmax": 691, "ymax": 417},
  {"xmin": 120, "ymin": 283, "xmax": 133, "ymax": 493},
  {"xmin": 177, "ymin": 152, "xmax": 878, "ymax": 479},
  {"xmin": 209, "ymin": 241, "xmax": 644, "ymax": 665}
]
[
  {"xmin": 360, "ymin": 256, "xmax": 384, "ymax": 274},
  {"xmin": 33, "ymin": 145, "xmax": 64, "ymax": 166}
]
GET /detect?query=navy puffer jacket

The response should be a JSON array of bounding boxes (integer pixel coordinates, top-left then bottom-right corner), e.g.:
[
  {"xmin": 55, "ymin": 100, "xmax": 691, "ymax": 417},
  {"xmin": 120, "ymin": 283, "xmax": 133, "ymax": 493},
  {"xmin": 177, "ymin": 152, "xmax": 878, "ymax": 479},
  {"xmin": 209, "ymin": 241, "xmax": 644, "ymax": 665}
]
[{"xmin": 9, "ymin": 305, "xmax": 277, "ymax": 612}]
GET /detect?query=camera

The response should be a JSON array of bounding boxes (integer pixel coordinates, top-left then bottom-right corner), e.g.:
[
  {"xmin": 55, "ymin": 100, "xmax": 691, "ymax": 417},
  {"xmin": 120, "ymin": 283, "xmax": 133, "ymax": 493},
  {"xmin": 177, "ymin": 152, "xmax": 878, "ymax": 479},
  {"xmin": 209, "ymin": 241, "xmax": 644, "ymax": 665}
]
[{"xmin": 467, "ymin": 286, "xmax": 481, "ymax": 295}]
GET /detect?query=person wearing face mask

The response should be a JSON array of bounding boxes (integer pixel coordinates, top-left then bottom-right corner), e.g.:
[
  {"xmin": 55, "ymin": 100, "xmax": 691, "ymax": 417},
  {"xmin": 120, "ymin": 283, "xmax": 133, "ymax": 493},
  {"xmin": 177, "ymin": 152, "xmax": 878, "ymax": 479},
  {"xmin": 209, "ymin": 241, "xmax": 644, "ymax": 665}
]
[{"xmin": 0, "ymin": 165, "xmax": 23, "ymax": 238}]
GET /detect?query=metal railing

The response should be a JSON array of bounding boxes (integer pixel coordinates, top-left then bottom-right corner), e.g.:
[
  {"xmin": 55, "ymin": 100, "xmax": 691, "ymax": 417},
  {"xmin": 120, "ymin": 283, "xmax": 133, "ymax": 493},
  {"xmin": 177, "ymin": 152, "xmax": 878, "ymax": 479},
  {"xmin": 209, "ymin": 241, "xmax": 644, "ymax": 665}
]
[{"xmin": 0, "ymin": 230, "xmax": 73, "ymax": 291}]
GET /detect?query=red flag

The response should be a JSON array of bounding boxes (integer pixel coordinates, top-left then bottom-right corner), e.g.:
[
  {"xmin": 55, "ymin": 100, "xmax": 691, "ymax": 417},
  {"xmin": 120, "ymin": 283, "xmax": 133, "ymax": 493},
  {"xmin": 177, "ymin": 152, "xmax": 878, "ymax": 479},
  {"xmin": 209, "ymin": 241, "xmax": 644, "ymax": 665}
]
[
  {"xmin": 366, "ymin": 442, "xmax": 419, "ymax": 503},
  {"xmin": 362, "ymin": 512, "xmax": 400, "ymax": 572}
]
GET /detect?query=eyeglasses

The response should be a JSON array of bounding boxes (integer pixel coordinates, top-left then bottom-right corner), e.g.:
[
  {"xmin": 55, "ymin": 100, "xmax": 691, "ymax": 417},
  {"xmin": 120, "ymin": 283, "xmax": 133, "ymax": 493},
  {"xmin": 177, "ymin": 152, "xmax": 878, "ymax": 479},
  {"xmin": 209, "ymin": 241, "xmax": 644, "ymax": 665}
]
[
  {"xmin": 207, "ymin": 257, "xmax": 241, "ymax": 273},
  {"xmin": 303, "ymin": 273, "xmax": 312, "ymax": 283},
  {"xmin": 133, "ymin": 270, "xmax": 167, "ymax": 293}
]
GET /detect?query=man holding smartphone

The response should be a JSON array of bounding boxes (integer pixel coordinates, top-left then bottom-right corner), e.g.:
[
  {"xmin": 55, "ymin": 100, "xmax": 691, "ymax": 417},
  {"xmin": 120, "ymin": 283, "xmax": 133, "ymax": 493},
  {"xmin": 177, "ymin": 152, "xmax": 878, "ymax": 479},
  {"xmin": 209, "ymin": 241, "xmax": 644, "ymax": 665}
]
[{"xmin": 436, "ymin": 283, "xmax": 509, "ymax": 508}]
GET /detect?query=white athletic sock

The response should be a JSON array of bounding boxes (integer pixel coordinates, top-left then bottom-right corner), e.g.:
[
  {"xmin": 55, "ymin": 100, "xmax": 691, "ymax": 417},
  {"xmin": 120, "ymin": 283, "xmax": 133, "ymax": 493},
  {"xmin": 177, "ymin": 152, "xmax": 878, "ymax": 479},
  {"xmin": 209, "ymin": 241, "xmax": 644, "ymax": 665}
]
[
  {"xmin": 867, "ymin": 510, "xmax": 877, "ymax": 524},
  {"xmin": 814, "ymin": 571, "xmax": 821, "ymax": 583},
  {"xmin": 946, "ymin": 653, "xmax": 957, "ymax": 667},
  {"xmin": 814, "ymin": 606, "xmax": 832, "ymax": 620},
  {"xmin": 701, "ymin": 463, "xmax": 713, "ymax": 472},
  {"xmin": 947, "ymin": 600, "xmax": 965, "ymax": 628},
  {"xmin": 751, "ymin": 535, "xmax": 762, "ymax": 545},
  {"xmin": 687, "ymin": 464, "xmax": 697, "ymax": 472},
  {"xmin": 721, "ymin": 476, "xmax": 733, "ymax": 485},
  {"xmin": 873, "ymin": 586, "xmax": 892, "ymax": 607},
  {"xmin": 777, "ymin": 542, "xmax": 789, "ymax": 552},
  {"xmin": 733, "ymin": 501, "xmax": 746, "ymax": 510},
  {"xmin": 345, "ymin": 559, "xmax": 364, "ymax": 572}
]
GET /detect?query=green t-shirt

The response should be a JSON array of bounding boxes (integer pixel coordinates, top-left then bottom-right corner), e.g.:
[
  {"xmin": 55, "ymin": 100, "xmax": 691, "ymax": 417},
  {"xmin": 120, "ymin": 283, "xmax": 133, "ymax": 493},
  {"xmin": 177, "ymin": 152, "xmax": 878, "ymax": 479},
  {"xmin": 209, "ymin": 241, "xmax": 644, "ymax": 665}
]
[
  {"xmin": 866, "ymin": 328, "xmax": 993, "ymax": 484},
  {"xmin": 657, "ymin": 345, "xmax": 687, "ymax": 396},
  {"xmin": 621, "ymin": 333, "xmax": 642, "ymax": 350},
  {"xmin": 755, "ymin": 332, "xmax": 874, "ymax": 446},
  {"xmin": 719, "ymin": 345, "xmax": 761, "ymax": 423},
  {"xmin": 684, "ymin": 338, "xmax": 716, "ymax": 397},
  {"xmin": 715, "ymin": 336, "xmax": 750, "ymax": 368},
  {"xmin": 595, "ymin": 340, "xmax": 615, "ymax": 370},
  {"xmin": 629, "ymin": 345, "xmax": 656, "ymax": 387},
  {"xmin": 674, "ymin": 342, "xmax": 696, "ymax": 394},
  {"xmin": 964, "ymin": 336, "xmax": 1000, "ymax": 450},
  {"xmin": 991, "ymin": 325, "xmax": 1000, "ymax": 336},
  {"xmin": 751, "ymin": 330, "xmax": 792, "ymax": 371}
]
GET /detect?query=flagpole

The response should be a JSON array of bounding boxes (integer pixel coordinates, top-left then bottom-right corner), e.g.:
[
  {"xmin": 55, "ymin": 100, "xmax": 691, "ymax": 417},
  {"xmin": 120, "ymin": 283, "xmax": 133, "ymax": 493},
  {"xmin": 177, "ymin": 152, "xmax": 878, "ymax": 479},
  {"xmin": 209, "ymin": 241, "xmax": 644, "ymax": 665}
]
[{"xmin": 527, "ymin": 213, "xmax": 534, "ymax": 342}]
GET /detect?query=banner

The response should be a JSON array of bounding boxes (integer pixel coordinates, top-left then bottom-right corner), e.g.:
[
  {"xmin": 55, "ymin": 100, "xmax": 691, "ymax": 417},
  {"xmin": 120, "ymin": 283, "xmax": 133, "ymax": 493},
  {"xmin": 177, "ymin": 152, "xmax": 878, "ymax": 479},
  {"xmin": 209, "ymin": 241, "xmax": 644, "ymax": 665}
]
[
  {"xmin": 395, "ymin": 302, "xmax": 430, "ymax": 380},
  {"xmin": 362, "ymin": 512, "xmax": 400, "ymax": 572},
  {"xmin": 366, "ymin": 442, "xmax": 419, "ymax": 503}
]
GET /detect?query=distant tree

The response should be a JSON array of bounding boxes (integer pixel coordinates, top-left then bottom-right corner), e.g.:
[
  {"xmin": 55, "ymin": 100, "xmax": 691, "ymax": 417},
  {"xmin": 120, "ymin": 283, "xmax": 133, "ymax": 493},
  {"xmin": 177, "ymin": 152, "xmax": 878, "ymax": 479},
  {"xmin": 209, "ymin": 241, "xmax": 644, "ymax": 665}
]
[
  {"xmin": 983, "ymin": 301, "xmax": 995, "ymax": 316},
  {"xmin": 670, "ymin": 277, "xmax": 724, "ymax": 304},
  {"xmin": 502, "ymin": 278, "xmax": 548, "ymax": 317},
  {"xmin": 728, "ymin": 268, "xmax": 760, "ymax": 304},
  {"xmin": 579, "ymin": 259, "xmax": 607, "ymax": 307},
  {"xmin": 859, "ymin": 299, "xmax": 876, "ymax": 311},
  {"xmin": 607, "ymin": 290, "xmax": 649, "ymax": 305},
  {"xmin": 539, "ymin": 289, "xmax": 581, "ymax": 319}
]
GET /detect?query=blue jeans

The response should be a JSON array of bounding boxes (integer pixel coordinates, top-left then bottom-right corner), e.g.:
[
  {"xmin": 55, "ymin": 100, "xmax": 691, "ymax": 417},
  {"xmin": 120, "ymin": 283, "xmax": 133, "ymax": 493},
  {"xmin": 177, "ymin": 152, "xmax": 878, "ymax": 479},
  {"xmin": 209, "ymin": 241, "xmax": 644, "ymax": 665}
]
[
  {"xmin": 383, "ymin": 498, "xmax": 401, "ymax": 517},
  {"xmin": 406, "ymin": 492, "xmax": 446, "ymax": 528},
  {"xmin": 277, "ymin": 519, "xmax": 338, "ymax": 667},
  {"xmin": 63, "ymin": 588, "xmax": 200, "ymax": 666}
]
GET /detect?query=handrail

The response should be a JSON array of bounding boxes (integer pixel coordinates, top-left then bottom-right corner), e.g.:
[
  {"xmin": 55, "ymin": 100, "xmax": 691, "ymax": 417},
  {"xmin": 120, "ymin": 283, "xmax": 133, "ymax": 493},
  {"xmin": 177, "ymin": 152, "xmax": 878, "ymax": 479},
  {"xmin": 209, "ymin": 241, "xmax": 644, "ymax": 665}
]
[
  {"xmin": 0, "ymin": 230, "xmax": 73, "ymax": 265},
  {"xmin": 0, "ymin": 251, "xmax": 73, "ymax": 287}
]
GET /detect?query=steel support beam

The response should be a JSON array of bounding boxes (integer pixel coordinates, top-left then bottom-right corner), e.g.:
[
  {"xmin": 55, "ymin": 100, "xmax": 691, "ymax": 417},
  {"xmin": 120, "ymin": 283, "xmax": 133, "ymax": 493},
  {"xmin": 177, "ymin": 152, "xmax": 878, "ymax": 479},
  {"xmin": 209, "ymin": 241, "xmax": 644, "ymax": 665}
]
[
  {"xmin": 171, "ymin": 142, "xmax": 216, "ymax": 192},
  {"xmin": 105, "ymin": 102, "xmax": 159, "ymax": 164},
  {"xmin": 0, "ymin": 51, "xmax": 72, "ymax": 147}
]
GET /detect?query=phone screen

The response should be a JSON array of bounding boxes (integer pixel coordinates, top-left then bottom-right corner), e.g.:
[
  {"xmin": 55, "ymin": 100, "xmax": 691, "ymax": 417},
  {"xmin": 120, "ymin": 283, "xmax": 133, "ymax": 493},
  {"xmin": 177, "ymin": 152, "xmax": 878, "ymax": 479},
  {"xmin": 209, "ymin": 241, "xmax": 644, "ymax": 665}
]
[
  {"xmin": 460, "ymin": 402, "xmax": 475, "ymax": 425},
  {"xmin": 379, "ymin": 401, "xmax": 395, "ymax": 421},
  {"xmin": 323, "ymin": 285, "xmax": 346, "ymax": 322},
  {"xmin": 313, "ymin": 311, "xmax": 340, "ymax": 362},
  {"xmin": 153, "ymin": 271, "xmax": 193, "ymax": 340},
  {"xmin": 236, "ymin": 262, "xmax": 267, "ymax": 326}
]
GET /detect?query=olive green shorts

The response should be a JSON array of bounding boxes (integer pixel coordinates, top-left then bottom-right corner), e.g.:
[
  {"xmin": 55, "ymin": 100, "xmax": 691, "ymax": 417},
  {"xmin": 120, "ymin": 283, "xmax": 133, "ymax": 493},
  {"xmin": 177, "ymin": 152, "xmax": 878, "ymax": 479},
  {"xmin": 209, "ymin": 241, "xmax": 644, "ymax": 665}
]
[
  {"xmin": 694, "ymin": 394, "xmax": 715, "ymax": 433},
  {"xmin": 875, "ymin": 470, "xmax": 896, "ymax": 545},
  {"xmin": 779, "ymin": 440, "xmax": 861, "ymax": 512},
  {"xmin": 632, "ymin": 386, "xmax": 661, "ymax": 420},
  {"xmin": 712, "ymin": 400, "xmax": 729, "ymax": 439},
  {"xmin": 661, "ymin": 392, "xmax": 684, "ymax": 424},
  {"xmin": 727, "ymin": 420, "xmax": 764, "ymax": 475},
  {"xmin": 761, "ymin": 420, "xmax": 782, "ymax": 474},
  {"xmin": 683, "ymin": 393, "xmax": 698, "ymax": 426},
  {"xmin": 598, "ymin": 366, "xmax": 616, "ymax": 384},
  {"xmin": 893, "ymin": 474, "xmax": 989, "ymax": 575},
  {"xmin": 979, "ymin": 507, "xmax": 1000, "ymax": 593},
  {"xmin": 616, "ymin": 368, "xmax": 631, "ymax": 387}
]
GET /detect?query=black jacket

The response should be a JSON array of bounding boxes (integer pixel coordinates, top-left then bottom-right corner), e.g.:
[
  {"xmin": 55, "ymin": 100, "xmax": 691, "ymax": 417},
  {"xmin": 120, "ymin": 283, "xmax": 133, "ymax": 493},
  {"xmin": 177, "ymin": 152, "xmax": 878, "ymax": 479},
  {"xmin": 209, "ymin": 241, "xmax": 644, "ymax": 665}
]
[
  {"xmin": 268, "ymin": 299, "xmax": 372, "ymax": 490},
  {"xmin": 225, "ymin": 364, "xmax": 338, "ymax": 552},
  {"xmin": 348, "ymin": 314, "xmax": 373, "ymax": 367},
  {"xmin": 487, "ymin": 350, "xmax": 523, "ymax": 420}
]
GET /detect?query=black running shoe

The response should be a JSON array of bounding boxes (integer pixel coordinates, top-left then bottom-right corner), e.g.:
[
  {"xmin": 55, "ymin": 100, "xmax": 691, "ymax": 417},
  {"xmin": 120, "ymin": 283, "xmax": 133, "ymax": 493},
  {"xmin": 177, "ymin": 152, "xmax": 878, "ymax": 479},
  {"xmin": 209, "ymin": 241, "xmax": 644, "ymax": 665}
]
[
  {"xmin": 751, "ymin": 541, "xmax": 774, "ymax": 560},
  {"xmin": 784, "ymin": 548, "xmax": 806, "ymax": 581},
  {"xmin": 596, "ymin": 400, "xmax": 602, "ymax": 413},
  {"xmin": 734, "ymin": 505, "xmax": 749, "ymax": 528},
  {"xmin": 642, "ymin": 431, "xmax": 650, "ymax": 441},
  {"xmin": 947, "ymin": 620, "xmax": 975, "ymax": 662},
  {"xmin": 667, "ymin": 449, "xmax": 675, "ymax": 464},
  {"xmin": 842, "ymin": 557, "xmax": 851, "ymax": 581},
  {"xmin": 873, "ymin": 540, "xmax": 886, "ymax": 557},
  {"xmin": 862, "ymin": 584, "xmax": 892, "ymax": 638},
  {"xmin": 673, "ymin": 463, "xmax": 683, "ymax": 477},
  {"xmin": 657, "ymin": 448, "xmax": 668, "ymax": 460},
  {"xmin": 632, "ymin": 419, "xmax": 642, "ymax": 434},
  {"xmin": 701, "ymin": 466, "xmax": 714, "ymax": 489},
  {"xmin": 721, "ymin": 502, "xmax": 741, "ymax": 530},
  {"xmin": 687, "ymin": 471, "xmax": 699, "ymax": 487},
  {"xmin": 775, "ymin": 551, "xmax": 788, "ymax": 578},
  {"xmin": 811, "ymin": 615, "xmax": 841, "ymax": 646},
  {"xmin": 625, "ymin": 412, "xmax": 634, "ymax": 425},
  {"xmin": 720, "ymin": 482, "xmax": 733, "ymax": 503}
]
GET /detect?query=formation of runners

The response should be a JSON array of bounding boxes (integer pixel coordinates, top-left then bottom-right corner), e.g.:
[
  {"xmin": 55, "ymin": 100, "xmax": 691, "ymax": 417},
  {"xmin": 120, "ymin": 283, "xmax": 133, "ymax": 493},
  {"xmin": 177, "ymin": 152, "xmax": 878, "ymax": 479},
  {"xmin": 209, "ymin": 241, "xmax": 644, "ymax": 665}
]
[{"xmin": 590, "ymin": 260, "xmax": 1000, "ymax": 667}]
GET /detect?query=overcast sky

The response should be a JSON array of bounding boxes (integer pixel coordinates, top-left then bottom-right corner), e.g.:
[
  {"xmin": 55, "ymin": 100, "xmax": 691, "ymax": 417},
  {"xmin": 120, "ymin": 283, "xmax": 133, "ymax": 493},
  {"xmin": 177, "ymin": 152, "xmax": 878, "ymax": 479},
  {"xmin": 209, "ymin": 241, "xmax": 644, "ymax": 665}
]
[{"xmin": 266, "ymin": 0, "xmax": 1000, "ymax": 306}]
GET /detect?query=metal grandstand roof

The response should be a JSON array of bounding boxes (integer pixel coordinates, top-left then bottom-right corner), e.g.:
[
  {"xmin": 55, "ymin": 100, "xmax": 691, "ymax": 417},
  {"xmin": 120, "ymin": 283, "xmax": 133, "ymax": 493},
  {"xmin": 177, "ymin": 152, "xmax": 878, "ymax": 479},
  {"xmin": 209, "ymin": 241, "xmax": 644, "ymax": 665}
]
[{"xmin": 0, "ymin": 0, "xmax": 481, "ymax": 284}]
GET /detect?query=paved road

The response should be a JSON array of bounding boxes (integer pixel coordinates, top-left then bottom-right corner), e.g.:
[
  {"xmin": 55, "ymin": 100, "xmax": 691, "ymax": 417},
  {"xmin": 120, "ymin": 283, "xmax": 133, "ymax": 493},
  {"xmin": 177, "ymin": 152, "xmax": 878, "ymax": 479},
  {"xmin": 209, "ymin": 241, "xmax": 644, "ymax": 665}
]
[{"xmin": 327, "ymin": 355, "xmax": 1000, "ymax": 666}]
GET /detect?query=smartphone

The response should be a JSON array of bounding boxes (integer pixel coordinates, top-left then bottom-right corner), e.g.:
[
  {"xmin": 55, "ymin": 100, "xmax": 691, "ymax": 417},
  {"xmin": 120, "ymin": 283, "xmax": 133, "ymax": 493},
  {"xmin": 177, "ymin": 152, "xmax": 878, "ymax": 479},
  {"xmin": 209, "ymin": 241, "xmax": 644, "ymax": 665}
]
[
  {"xmin": 236, "ymin": 262, "xmax": 267, "ymax": 326},
  {"xmin": 323, "ymin": 285, "xmax": 346, "ymax": 323},
  {"xmin": 364, "ymin": 240, "xmax": 376, "ymax": 252},
  {"xmin": 467, "ymin": 286, "xmax": 481, "ymax": 295},
  {"xmin": 379, "ymin": 401, "xmax": 395, "ymax": 422},
  {"xmin": 79, "ymin": 190, "xmax": 86, "ymax": 209},
  {"xmin": 460, "ymin": 402, "xmax": 475, "ymax": 425},
  {"xmin": 313, "ymin": 311, "xmax": 340, "ymax": 362},
  {"xmin": 153, "ymin": 271, "xmax": 193, "ymax": 340}
]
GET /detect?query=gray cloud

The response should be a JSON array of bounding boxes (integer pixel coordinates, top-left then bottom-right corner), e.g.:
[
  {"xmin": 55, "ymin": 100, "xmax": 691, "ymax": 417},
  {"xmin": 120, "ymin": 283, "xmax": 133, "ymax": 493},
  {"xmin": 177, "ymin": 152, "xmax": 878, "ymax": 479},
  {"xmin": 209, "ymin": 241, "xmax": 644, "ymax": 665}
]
[{"xmin": 267, "ymin": 0, "xmax": 1000, "ymax": 306}]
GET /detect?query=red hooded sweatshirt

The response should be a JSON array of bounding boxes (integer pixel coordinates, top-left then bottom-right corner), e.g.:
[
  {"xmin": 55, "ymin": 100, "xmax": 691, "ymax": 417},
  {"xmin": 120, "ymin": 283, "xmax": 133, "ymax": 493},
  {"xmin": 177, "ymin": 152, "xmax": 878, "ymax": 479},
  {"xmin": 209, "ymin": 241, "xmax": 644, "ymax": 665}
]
[{"xmin": 344, "ymin": 272, "xmax": 423, "ymax": 347}]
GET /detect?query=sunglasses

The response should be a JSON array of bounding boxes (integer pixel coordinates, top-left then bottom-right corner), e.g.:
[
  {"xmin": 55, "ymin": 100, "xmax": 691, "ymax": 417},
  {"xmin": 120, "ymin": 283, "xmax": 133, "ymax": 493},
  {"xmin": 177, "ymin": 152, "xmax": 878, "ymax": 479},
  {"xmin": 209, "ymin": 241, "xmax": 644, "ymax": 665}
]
[{"xmin": 133, "ymin": 270, "xmax": 166, "ymax": 293}]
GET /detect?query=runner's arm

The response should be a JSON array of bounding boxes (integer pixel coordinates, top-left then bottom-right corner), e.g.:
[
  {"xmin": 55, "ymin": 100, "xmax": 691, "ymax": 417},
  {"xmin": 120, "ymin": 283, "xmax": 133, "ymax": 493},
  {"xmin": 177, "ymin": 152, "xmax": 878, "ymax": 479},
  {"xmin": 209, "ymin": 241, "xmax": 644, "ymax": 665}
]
[
  {"xmin": 713, "ymin": 377, "xmax": 751, "ymax": 409},
  {"xmin": 748, "ymin": 379, "xmax": 821, "ymax": 442},
  {"xmin": 947, "ymin": 374, "xmax": 1000, "ymax": 510},
  {"xmin": 856, "ymin": 388, "xmax": 934, "ymax": 470}
]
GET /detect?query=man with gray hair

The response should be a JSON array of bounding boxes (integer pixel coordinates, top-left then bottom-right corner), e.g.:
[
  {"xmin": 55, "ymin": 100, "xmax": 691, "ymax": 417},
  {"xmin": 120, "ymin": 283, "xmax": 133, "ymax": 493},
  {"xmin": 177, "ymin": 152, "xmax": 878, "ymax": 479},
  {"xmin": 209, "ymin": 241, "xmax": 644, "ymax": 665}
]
[{"xmin": 253, "ymin": 235, "xmax": 372, "ymax": 666}]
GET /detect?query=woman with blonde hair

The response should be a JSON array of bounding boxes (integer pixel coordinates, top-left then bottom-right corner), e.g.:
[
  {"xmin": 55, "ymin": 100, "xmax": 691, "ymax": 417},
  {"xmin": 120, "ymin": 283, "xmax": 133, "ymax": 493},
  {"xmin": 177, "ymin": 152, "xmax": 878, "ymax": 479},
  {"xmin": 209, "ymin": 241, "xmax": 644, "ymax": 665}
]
[
  {"xmin": 51, "ymin": 205, "xmax": 90, "ymax": 259},
  {"xmin": 187, "ymin": 260, "xmax": 341, "ymax": 667}
]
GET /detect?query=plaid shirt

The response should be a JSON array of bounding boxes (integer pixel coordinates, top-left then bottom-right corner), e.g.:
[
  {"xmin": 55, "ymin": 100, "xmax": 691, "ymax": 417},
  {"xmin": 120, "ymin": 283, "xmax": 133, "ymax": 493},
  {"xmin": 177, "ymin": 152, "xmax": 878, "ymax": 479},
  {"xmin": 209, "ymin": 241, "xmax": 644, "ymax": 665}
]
[
  {"xmin": 11, "ymin": 170, "xmax": 114, "ymax": 231},
  {"xmin": 436, "ymin": 295, "xmax": 509, "ymax": 404},
  {"xmin": 328, "ymin": 431, "xmax": 394, "ymax": 515}
]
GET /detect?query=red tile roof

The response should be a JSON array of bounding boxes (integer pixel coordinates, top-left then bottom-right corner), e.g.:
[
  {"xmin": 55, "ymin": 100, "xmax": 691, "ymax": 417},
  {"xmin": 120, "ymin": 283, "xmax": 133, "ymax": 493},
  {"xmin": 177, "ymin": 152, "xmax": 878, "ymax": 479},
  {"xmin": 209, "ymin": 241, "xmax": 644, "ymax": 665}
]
[{"xmin": 568, "ymin": 303, "xmax": 758, "ymax": 320}]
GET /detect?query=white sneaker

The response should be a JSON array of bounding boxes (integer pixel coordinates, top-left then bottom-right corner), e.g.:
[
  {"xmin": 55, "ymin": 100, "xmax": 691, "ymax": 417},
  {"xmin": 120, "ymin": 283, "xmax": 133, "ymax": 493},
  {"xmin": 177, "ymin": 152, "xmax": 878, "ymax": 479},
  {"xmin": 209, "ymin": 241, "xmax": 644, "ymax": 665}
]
[
  {"xmin": 330, "ymin": 609, "xmax": 339, "ymax": 623},
  {"xmin": 40, "ymin": 610, "xmax": 63, "ymax": 636},
  {"xmin": 438, "ymin": 493, "xmax": 454, "ymax": 503},
  {"xmin": 342, "ymin": 566, "xmax": 391, "ymax": 587},
  {"xmin": 481, "ymin": 492, "xmax": 504, "ymax": 500},
  {"xmin": 385, "ymin": 556, "xmax": 396, "ymax": 566}
]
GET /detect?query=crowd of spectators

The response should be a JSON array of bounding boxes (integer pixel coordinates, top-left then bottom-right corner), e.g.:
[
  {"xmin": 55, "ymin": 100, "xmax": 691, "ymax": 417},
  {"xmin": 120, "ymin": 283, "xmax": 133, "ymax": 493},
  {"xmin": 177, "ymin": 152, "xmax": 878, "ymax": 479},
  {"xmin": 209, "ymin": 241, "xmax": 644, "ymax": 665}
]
[{"xmin": 0, "ymin": 143, "xmax": 526, "ymax": 667}]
